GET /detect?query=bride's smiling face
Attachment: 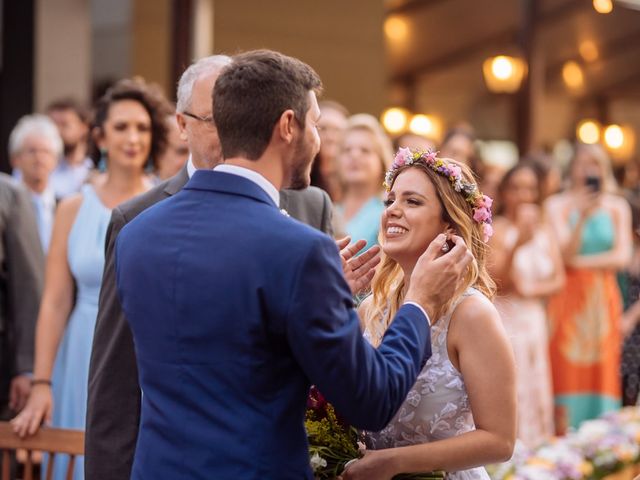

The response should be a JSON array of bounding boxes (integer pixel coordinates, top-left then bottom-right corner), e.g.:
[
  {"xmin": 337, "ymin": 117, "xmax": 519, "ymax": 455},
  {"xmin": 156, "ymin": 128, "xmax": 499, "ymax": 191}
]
[{"xmin": 381, "ymin": 167, "xmax": 449, "ymax": 265}]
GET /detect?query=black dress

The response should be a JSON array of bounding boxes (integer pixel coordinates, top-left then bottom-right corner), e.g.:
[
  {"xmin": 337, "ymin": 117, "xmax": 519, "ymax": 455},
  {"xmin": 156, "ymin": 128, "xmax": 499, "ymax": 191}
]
[{"xmin": 621, "ymin": 267, "xmax": 640, "ymax": 406}]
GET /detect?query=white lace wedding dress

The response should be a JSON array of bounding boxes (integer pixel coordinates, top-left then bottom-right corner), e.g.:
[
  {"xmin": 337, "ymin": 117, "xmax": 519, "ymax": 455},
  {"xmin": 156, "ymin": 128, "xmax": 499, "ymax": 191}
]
[{"xmin": 364, "ymin": 288, "xmax": 490, "ymax": 479}]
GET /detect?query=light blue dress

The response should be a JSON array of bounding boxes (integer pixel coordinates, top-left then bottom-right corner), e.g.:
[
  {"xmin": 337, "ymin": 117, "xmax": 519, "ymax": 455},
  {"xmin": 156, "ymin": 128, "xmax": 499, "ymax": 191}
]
[
  {"xmin": 343, "ymin": 197, "xmax": 384, "ymax": 248},
  {"xmin": 47, "ymin": 184, "xmax": 111, "ymax": 480}
]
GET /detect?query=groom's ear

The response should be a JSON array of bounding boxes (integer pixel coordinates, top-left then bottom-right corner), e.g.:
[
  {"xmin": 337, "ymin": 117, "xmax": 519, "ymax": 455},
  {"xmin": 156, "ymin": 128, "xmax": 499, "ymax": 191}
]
[{"xmin": 276, "ymin": 110, "xmax": 296, "ymax": 145}]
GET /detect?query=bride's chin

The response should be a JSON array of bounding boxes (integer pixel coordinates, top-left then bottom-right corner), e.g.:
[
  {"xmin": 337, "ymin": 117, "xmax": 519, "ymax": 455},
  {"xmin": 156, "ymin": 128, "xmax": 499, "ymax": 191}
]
[{"xmin": 381, "ymin": 243, "xmax": 402, "ymax": 261}]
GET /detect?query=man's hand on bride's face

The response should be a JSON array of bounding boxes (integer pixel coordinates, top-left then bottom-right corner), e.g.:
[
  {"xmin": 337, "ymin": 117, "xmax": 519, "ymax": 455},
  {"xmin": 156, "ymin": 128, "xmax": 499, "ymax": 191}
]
[
  {"xmin": 405, "ymin": 233, "xmax": 474, "ymax": 320},
  {"xmin": 336, "ymin": 236, "xmax": 381, "ymax": 296}
]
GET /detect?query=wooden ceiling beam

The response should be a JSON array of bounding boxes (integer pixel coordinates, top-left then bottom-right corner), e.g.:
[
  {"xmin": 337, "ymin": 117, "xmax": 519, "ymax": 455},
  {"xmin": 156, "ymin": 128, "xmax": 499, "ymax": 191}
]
[
  {"xmin": 386, "ymin": 0, "xmax": 448, "ymax": 16},
  {"xmin": 546, "ymin": 29, "xmax": 640, "ymax": 79},
  {"xmin": 587, "ymin": 69, "xmax": 640, "ymax": 99},
  {"xmin": 390, "ymin": 0, "xmax": 587, "ymax": 84}
]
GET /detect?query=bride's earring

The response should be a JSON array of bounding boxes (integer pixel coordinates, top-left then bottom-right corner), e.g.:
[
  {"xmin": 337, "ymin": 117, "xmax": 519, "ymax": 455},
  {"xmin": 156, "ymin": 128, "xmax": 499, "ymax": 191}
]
[{"xmin": 441, "ymin": 228, "xmax": 454, "ymax": 253}]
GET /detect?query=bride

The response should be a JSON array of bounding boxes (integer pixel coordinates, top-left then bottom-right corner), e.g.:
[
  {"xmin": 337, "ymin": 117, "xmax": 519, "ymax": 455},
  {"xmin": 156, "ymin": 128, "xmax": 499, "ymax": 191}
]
[{"xmin": 343, "ymin": 149, "xmax": 516, "ymax": 480}]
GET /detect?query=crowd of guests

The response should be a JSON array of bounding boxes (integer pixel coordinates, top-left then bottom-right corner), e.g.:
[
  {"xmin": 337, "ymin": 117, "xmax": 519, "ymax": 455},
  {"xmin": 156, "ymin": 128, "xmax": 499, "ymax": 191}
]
[
  {"xmin": 308, "ymin": 102, "xmax": 640, "ymax": 452},
  {"xmin": 0, "ymin": 50, "xmax": 639, "ymax": 479}
]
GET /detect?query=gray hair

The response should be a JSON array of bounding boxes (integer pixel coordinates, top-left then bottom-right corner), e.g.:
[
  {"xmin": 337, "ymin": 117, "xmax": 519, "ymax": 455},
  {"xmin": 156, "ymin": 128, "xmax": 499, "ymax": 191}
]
[
  {"xmin": 176, "ymin": 55, "xmax": 232, "ymax": 113},
  {"xmin": 8, "ymin": 114, "xmax": 63, "ymax": 158}
]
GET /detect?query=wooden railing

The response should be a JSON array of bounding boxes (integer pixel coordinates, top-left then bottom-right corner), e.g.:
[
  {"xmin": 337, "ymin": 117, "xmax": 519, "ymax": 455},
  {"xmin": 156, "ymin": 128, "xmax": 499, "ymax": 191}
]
[{"xmin": 0, "ymin": 422, "xmax": 83, "ymax": 480}]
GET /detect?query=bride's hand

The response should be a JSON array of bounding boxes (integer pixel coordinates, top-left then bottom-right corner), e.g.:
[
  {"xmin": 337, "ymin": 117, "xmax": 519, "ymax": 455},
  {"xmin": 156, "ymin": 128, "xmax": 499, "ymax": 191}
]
[
  {"xmin": 10, "ymin": 384, "xmax": 53, "ymax": 437},
  {"xmin": 339, "ymin": 450, "xmax": 397, "ymax": 480}
]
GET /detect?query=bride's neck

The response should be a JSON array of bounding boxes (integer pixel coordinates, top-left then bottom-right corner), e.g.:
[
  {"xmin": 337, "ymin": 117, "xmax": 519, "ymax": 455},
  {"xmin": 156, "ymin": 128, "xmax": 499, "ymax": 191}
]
[{"xmin": 401, "ymin": 266, "xmax": 413, "ymax": 299}]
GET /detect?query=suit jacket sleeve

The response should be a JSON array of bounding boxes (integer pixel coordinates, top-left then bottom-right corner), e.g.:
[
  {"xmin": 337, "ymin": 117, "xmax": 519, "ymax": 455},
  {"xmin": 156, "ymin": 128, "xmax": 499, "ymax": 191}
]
[
  {"xmin": 285, "ymin": 235, "xmax": 431, "ymax": 431},
  {"xmin": 7, "ymin": 186, "xmax": 44, "ymax": 375},
  {"xmin": 85, "ymin": 207, "xmax": 140, "ymax": 480}
]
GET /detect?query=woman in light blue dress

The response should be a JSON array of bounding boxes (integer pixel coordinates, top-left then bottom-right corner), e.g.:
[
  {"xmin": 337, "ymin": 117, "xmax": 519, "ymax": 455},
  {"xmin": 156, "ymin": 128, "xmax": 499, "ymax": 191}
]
[
  {"xmin": 337, "ymin": 114, "xmax": 392, "ymax": 247},
  {"xmin": 12, "ymin": 78, "xmax": 170, "ymax": 479}
]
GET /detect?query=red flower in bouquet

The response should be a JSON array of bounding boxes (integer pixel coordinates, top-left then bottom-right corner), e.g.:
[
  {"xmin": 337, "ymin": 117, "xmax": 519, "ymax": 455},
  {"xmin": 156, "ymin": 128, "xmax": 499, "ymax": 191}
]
[{"xmin": 307, "ymin": 385, "xmax": 328, "ymax": 414}]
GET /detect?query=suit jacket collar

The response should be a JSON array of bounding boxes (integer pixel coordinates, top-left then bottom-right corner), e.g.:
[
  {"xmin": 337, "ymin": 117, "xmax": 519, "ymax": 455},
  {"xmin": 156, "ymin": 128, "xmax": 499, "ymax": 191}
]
[
  {"xmin": 164, "ymin": 165, "xmax": 189, "ymax": 196},
  {"xmin": 184, "ymin": 170, "xmax": 278, "ymax": 208}
]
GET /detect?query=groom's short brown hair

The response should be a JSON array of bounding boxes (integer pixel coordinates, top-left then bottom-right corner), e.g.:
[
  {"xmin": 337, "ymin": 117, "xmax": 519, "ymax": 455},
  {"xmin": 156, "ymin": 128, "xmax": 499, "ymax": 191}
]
[{"xmin": 213, "ymin": 49, "xmax": 322, "ymax": 161}]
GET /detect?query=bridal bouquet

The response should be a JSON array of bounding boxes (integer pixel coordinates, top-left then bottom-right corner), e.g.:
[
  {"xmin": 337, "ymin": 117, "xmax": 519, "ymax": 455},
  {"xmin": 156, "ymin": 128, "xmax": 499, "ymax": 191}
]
[
  {"xmin": 305, "ymin": 386, "xmax": 362, "ymax": 479},
  {"xmin": 305, "ymin": 386, "xmax": 446, "ymax": 480}
]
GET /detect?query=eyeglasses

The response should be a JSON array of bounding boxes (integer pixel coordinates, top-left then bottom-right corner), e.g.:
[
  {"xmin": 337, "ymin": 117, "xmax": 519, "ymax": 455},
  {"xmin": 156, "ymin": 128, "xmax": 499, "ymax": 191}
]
[{"xmin": 182, "ymin": 111, "xmax": 213, "ymax": 124}]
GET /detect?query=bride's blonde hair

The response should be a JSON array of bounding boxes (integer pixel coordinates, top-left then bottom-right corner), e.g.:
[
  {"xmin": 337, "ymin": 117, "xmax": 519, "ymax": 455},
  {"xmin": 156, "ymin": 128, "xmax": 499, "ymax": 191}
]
[{"xmin": 363, "ymin": 158, "xmax": 495, "ymax": 342}]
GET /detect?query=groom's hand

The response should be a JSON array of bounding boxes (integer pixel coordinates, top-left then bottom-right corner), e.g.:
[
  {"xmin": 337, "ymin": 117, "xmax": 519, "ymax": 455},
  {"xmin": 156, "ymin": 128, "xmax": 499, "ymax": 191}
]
[
  {"xmin": 405, "ymin": 234, "xmax": 473, "ymax": 321},
  {"xmin": 336, "ymin": 236, "xmax": 381, "ymax": 295}
]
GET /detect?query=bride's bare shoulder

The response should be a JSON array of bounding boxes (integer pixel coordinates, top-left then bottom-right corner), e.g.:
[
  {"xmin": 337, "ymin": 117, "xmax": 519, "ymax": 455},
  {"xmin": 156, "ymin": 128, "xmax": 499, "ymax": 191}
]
[{"xmin": 449, "ymin": 292, "xmax": 504, "ymax": 342}]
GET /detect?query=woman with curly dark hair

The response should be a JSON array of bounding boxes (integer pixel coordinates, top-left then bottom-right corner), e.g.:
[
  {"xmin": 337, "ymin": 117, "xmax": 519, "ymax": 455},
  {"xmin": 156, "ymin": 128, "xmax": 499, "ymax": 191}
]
[{"xmin": 11, "ymin": 78, "xmax": 170, "ymax": 480}]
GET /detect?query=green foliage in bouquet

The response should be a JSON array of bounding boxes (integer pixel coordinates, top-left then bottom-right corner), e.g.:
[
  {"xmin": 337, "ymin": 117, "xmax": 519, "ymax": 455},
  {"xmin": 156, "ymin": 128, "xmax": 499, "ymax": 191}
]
[{"xmin": 305, "ymin": 386, "xmax": 361, "ymax": 479}]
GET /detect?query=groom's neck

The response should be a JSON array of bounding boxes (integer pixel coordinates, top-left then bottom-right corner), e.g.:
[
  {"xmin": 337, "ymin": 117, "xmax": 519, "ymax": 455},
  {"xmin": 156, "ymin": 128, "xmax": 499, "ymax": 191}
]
[{"xmin": 222, "ymin": 155, "xmax": 284, "ymax": 191}]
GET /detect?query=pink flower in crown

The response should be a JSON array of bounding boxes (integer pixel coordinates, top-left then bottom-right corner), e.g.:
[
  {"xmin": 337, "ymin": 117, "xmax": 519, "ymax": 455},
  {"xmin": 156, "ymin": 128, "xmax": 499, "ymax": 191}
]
[
  {"xmin": 448, "ymin": 164, "xmax": 462, "ymax": 179},
  {"xmin": 478, "ymin": 194, "xmax": 493, "ymax": 209},
  {"xmin": 424, "ymin": 150, "xmax": 437, "ymax": 164},
  {"xmin": 393, "ymin": 147, "xmax": 413, "ymax": 168},
  {"xmin": 482, "ymin": 223, "xmax": 494, "ymax": 242},
  {"xmin": 473, "ymin": 207, "xmax": 491, "ymax": 223}
]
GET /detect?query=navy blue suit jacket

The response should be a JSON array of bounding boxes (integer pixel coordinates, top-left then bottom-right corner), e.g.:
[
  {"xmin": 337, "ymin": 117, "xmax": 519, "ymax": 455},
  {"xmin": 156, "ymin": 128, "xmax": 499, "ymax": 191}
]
[{"xmin": 115, "ymin": 170, "xmax": 431, "ymax": 479}]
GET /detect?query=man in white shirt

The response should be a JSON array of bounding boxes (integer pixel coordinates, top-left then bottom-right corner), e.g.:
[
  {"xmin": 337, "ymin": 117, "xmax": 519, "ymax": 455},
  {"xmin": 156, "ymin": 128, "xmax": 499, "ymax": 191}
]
[
  {"xmin": 9, "ymin": 115, "xmax": 62, "ymax": 253},
  {"xmin": 46, "ymin": 98, "xmax": 93, "ymax": 198}
]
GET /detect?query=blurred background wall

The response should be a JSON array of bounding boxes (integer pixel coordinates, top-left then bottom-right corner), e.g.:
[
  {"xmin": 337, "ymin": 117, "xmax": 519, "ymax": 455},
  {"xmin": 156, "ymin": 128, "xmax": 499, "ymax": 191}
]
[{"xmin": 1, "ymin": 0, "xmax": 639, "ymax": 173}]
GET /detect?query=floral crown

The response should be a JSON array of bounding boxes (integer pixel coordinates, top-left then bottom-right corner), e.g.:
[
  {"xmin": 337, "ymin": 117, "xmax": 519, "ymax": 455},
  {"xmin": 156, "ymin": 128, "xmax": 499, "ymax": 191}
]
[{"xmin": 384, "ymin": 147, "xmax": 494, "ymax": 242}]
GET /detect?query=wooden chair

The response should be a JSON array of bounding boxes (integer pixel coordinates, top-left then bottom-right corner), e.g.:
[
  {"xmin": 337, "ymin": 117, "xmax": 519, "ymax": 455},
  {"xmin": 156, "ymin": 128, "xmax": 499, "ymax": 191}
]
[{"xmin": 0, "ymin": 422, "xmax": 84, "ymax": 480}]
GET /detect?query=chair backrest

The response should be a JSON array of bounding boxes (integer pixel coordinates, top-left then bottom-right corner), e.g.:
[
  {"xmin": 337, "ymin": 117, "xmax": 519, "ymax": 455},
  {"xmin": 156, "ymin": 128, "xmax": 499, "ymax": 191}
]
[{"xmin": 0, "ymin": 422, "xmax": 84, "ymax": 480}]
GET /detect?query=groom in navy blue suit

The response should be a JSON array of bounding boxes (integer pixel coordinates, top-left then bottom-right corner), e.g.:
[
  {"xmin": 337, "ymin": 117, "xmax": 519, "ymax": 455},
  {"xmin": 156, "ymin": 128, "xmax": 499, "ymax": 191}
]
[{"xmin": 115, "ymin": 50, "xmax": 472, "ymax": 479}]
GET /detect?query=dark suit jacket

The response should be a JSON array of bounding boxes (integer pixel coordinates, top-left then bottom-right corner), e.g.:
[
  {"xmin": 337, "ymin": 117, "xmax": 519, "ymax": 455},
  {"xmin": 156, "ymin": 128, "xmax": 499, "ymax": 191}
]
[
  {"xmin": 115, "ymin": 170, "xmax": 429, "ymax": 479},
  {"xmin": 85, "ymin": 166, "xmax": 333, "ymax": 479},
  {"xmin": 0, "ymin": 174, "xmax": 44, "ymax": 405}
]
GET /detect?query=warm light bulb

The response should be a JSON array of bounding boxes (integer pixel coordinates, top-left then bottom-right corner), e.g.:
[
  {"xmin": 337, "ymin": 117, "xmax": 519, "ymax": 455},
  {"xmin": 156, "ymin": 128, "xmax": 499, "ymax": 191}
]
[
  {"xmin": 384, "ymin": 16, "xmax": 409, "ymax": 42},
  {"xmin": 577, "ymin": 120, "xmax": 600, "ymax": 144},
  {"xmin": 604, "ymin": 125, "xmax": 624, "ymax": 149},
  {"xmin": 579, "ymin": 40, "xmax": 599, "ymax": 62},
  {"xmin": 593, "ymin": 0, "xmax": 613, "ymax": 14},
  {"xmin": 409, "ymin": 115, "xmax": 433, "ymax": 136},
  {"xmin": 562, "ymin": 61, "xmax": 584, "ymax": 90},
  {"xmin": 382, "ymin": 108, "xmax": 409, "ymax": 134},
  {"xmin": 492, "ymin": 56, "xmax": 514, "ymax": 80},
  {"xmin": 483, "ymin": 56, "xmax": 526, "ymax": 93}
]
